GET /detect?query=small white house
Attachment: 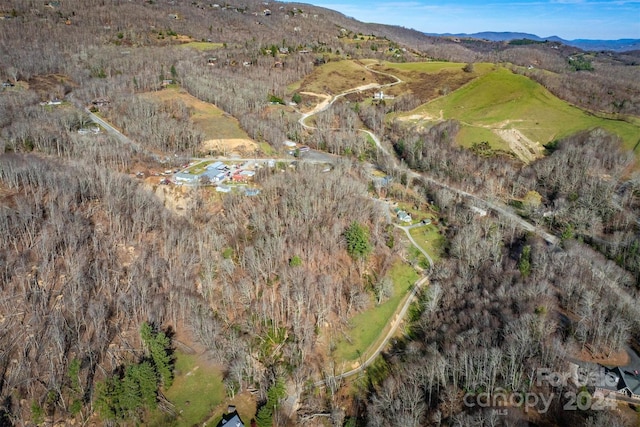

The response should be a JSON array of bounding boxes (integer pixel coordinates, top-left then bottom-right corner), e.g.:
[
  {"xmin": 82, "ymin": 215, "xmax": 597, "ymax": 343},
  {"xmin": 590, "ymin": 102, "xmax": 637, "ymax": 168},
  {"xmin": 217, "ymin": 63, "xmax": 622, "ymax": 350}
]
[
  {"xmin": 397, "ymin": 210, "xmax": 412, "ymax": 223},
  {"xmin": 471, "ymin": 206, "xmax": 487, "ymax": 217}
]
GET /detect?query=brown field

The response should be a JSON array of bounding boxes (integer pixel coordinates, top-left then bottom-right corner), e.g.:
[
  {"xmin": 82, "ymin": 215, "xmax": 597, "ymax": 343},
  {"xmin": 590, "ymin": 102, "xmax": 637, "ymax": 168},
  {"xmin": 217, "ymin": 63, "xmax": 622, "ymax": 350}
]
[
  {"xmin": 370, "ymin": 62, "xmax": 482, "ymax": 104},
  {"xmin": 143, "ymin": 87, "xmax": 259, "ymax": 154},
  {"xmin": 298, "ymin": 60, "xmax": 385, "ymax": 95},
  {"xmin": 26, "ymin": 74, "xmax": 76, "ymax": 99}
]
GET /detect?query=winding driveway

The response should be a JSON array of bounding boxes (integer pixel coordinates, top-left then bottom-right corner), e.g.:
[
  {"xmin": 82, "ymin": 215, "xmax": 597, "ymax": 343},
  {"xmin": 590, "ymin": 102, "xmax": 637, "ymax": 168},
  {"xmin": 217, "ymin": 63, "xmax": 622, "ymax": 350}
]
[
  {"xmin": 395, "ymin": 223, "xmax": 434, "ymax": 269},
  {"xmin": 300, "ymin": 61, "xmax": 561, "ymax": 387},
  {"xmin": 297, "ymin": 64, "xmax": 558, "ymax": 246},
  {"xmin": 314, "ymin": 276, "xmax": 429, "ymax": 387}
]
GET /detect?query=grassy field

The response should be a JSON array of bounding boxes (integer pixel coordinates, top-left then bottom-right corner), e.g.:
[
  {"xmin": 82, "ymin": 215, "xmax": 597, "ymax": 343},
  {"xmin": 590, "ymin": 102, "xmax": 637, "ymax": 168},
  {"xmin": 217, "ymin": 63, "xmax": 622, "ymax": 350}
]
[
  {"xmin": 179, "ymin": 41, "xmax": 224, "ymax": 51},
  {"xmin": 383, "ymin": 61, "xmax": 494, "ymax": 74},
  {"xmin": 409, "ymin": 224, "xmax": 445, "ymax": 262},
  {"xmin": 371, "ymin": 61, "xmax": 494, "ymax": 107},
  {"xmin": 395, "ymin": 202, "xmax": 433, "ymax": 224},
  {"xmin": 403, "ymin": 67, "xmax": 640, "ymax": 153},
  {"xmin": 332, "ymin": 261, "xmax": 418, "ymax": 362},
  {"xmin": 149, "ymin": 352, "xmax": 225, "ymax": 427},
  {"xmin": 297, "ymin": 60, "xmax": 383, "ymax": 95},
  {"xmin": 186, "ymin": 160, "xmax": 217, "ymax": 174},
  {"xmin": 456, "ymin": 126, "xmax": 510, "ymax": 152},
  {"xmin": 258, "ymin": 141, "xmax": 275, "ymax": 155},
  {"xmin": 142, "ymin": 88, "xmax": 250, "ymax": 141}
]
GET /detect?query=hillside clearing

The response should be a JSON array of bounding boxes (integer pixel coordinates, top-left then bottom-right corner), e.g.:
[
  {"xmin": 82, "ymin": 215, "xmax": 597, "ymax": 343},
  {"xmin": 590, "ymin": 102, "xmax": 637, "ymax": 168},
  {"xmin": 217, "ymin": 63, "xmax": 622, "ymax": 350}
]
[
  {"xmin": 331, "ymin": 261, "xmax": 418, "ymax": 363},
  {"xmin": 376, "ymin": 61, "xmax": 494, "ymax": 103},
  {"xmin": 298, "ymin": 60, "xmax": 390, "ymax": 95},
  {"xmin": 148, "ymin": 352, "xmax": 225, "ymax": 427},
  {"xmin": 179, "ymin": 41, "xmax": 224, "ymax": 51},
  {"xmin": 399, "ymin": 67, "xmax": 640, "ymax": 158},
  {"xmin": 142, "ymin": 88, "xmax": 259, "ymax": 154}
]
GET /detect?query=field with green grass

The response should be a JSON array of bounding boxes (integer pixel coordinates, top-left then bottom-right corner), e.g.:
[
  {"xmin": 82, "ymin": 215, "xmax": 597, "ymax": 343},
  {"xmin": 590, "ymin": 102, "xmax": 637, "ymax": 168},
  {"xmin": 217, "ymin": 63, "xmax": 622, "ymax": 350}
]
[
  {"xmin": 401, "ymin": 67, "xmax": 640, "ymax": 154},
  {"xmin": 186, "ymin": 160, "xmax": 217, "ymax": 174},
  {"xmin": 383, "ymin": 61, "xmax": 494, "ymax": 74},
  {"xmin": 409, "ymin": 224, "xmax": 445, "ymax": 262},
  {"xmin": 148, "ymin": 352, "xmax": 225, "ymax": 427},
  {"xmin": 395, "ymin": 202, "xmax": 433, "ymax": 224},
  {"xmin": 367, "ymin": 61, "xmax": 493, "ymax": 107},
  {"xmin": 332, "ymin": 262, "xmax": 419, "ymax": 362}
]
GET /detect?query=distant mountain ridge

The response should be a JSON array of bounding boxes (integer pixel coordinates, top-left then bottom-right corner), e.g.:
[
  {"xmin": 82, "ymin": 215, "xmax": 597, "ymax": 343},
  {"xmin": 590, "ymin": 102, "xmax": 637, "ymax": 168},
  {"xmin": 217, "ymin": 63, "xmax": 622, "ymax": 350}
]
[{"xmin": 426, "ymin": 31, "xmax": 640, "ymax": 52}]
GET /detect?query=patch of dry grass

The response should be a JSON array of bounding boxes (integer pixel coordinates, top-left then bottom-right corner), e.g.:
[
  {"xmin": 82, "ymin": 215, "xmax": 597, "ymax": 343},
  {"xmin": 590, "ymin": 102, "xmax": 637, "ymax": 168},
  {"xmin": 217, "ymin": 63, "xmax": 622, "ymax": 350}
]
[
  {"xmin": 142, "ymin": 88, "xmax": 259, "ymax": 154},
  {"xmin": 298, "ymin": 60, "xmax": 382, "ymax": 95}
]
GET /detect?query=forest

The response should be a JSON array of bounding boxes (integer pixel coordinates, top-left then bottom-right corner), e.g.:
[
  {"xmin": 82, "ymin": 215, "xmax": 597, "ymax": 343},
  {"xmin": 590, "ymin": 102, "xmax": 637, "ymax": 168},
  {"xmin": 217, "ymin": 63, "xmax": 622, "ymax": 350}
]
[{"xmin": 1, "ymin": 0, "xmax": 640, "ymax": 426}]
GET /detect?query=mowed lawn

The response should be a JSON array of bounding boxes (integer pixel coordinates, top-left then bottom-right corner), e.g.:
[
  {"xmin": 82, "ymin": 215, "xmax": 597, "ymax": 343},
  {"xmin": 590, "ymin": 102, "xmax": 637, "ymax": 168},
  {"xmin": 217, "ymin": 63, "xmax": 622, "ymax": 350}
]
[
  {"xmin": 332, "ymin": 262, "xmax": 419, "ymax": 362},
  {"xmin": 142, "ymin": 88, "xmax": 249, "ymax": 140},
  {"xmin": 409, "ymin": 224, "xmax": 445, "ymax": 262},
  {"xmin": 403, "ymin": 67, "xmax": 640, "ymax": 153},
  {"xmin": 149, "ymin": 352, "xmax": 225, "ymax": 427}
]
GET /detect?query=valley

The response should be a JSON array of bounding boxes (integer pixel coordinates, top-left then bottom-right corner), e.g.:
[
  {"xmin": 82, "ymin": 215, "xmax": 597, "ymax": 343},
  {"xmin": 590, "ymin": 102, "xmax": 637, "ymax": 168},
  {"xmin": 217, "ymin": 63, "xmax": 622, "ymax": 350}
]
[{"xmin": 0, "ymin": 1, "xmax": 639, "ymax": 426}]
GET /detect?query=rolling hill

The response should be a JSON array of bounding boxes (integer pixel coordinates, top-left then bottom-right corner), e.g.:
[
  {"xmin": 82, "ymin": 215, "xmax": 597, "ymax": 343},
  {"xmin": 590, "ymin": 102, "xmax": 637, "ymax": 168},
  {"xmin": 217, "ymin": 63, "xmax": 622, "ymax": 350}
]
[{"xmin": 392, "ymin": 64, "xmax": 640, "ymax": 161}]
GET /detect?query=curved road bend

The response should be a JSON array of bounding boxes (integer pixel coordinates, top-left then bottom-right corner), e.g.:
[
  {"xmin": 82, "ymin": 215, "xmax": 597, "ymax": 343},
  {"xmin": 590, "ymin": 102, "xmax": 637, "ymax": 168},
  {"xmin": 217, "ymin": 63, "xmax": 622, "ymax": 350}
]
[
  {"xmin": 296, "ymin": 64, "xmax": 559, "ymax": 246},
  {"xmin": 314, "ymin": 276, "xmax": 429, "ymax": 387},
  {"xmin": 312, "ymin": 224, "xmax": 432, "ymax": 388},
  {"xmin": 305, "ymin": 61, "xmax": 560, "ymax": 385},
  {"xmin": 298, "ymin": 62, "xmax": 403, "ymax": 131}
]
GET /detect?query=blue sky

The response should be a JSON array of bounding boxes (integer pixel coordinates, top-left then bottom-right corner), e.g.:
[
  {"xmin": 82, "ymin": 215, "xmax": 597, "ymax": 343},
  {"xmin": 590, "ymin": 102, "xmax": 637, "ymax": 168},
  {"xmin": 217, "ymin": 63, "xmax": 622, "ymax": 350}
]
[{"xmin": 311, "ymin": 0, "xmax": 640, "ymax": 40}]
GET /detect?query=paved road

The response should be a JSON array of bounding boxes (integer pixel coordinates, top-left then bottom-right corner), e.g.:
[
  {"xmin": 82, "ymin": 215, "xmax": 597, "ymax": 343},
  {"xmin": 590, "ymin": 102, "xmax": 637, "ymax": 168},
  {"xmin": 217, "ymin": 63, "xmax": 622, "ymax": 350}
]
[
  {"xmin": 296, "ymin": 65, "xmax": 559, "ymax": 247},
  {"xmin": 68, "ymin": 95, "xmax": 172, "ymax": 164},
  {"xmin": 411, "ymin": 171, "xmax": 560, "ymax": 245},
  {"xmin": 297, "ymin": 62, "xmax": 561, "ymax": 388},
  {"xmin": 69, "ymin": 96, "xmax": 339, "ymax": 171},
  {"xmin": 71, "ymin": 65, "xmax": 558, "ymax": 390}
]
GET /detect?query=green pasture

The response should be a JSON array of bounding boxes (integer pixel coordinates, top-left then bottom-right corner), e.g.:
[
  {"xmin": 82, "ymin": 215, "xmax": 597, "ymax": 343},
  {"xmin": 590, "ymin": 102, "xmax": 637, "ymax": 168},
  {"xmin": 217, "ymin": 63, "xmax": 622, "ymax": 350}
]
[
  {"xmin": 409, "ymin": 224, "xmax": 445, "ymax": 262},
  {"xmin": 332, "ymin": 261, "xmax": 419, "ymax": 362},
  {"xmin": 148, "ymin": 352, "xmax": 225, "ymax": 426},
  {"xmin": 405, "ymin": 67, "xmax": 640, "ymax": 152},
  {"xmin": 383, "ymin": 61, "xmax": 494, "ymax": 74}
]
